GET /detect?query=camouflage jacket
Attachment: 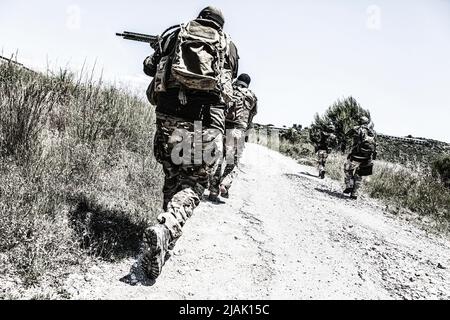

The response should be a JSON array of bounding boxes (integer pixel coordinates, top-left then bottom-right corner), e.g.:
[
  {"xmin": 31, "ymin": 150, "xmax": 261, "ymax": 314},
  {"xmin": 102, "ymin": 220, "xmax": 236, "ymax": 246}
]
[
  {"xmin": 346, "ymin": 125, "xmax": 377, "ymax": 159},
  {"xmin": 225, "ymin": 83, "xmax": 258, "ymax": 130},
  {"xmin": 311, "ymin": 131, "xmax": 337, "ymax": 152}
]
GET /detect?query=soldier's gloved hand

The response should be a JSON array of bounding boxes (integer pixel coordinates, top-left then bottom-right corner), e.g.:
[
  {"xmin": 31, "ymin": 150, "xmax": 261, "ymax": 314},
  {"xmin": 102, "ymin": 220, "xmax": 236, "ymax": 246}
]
[{"xmin": 143, "ymin": 55, "xmax": 157, "ymax": 77}]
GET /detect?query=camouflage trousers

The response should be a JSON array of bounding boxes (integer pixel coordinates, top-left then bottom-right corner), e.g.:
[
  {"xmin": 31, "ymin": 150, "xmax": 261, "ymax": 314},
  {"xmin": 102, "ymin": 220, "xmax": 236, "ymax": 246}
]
[
  {"xmin": 154, "ymin": 114, "xmax": 223, "ymax": 241},
  {"xmin": 210, "ymin": 128, "xmax": 245, "ymax": 195},
  {"xmin": 317, "ymin": 149, "xmax": 329, "ymax": 172},
  {"xmin": 344, "ymin": 157, "xmax": 369, "ymax": 197}
]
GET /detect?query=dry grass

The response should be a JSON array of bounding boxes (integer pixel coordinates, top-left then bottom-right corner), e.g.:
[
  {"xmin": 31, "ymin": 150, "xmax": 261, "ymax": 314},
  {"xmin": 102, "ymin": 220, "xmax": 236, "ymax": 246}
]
[{"xmin": 0, "ymin": 62, "xmax": 163, "ymax": 290}]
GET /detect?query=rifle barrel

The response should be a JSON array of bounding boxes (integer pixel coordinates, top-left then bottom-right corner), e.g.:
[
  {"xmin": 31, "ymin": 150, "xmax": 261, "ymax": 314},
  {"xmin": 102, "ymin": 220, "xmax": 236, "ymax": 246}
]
[{"xmin": 116, "ymin": 31, "xmax": 158, "ymax": 44}]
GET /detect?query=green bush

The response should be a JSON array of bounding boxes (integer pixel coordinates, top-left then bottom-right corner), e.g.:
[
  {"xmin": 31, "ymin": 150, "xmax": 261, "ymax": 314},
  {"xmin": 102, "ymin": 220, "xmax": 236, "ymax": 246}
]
[
  {"xmin": 312, "ymin": 96, "xmax": 371, "ymax": 152},
  {"xmin": 432, "ymin": 155, "xmax": 450, "ymax": 187}
]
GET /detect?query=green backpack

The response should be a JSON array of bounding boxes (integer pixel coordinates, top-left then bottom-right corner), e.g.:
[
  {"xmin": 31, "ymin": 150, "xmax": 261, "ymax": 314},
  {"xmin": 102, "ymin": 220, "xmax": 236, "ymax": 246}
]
[
  {"xmin": 170, "ymin": 20, "xmax": 233, "ymax": 102},
  {"xmin": 357, "ymin": 126, "xmax": 376, "ymax": 156}
]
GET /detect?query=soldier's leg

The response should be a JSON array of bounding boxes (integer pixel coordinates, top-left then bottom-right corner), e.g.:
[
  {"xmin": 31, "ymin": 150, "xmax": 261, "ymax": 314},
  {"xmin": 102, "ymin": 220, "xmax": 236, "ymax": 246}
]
[
  {"xmin": 351, "ymin": 174, "xmax": 363, "ymax": 199},
  {"xmin": 343, "ymin": 158, "xmax": 355, "ymax": 193},
  {"xmin": 209, "ymin": 158, "xmax": 223, "ymax": 198},
  {"xmin": 317, "ymin": 151, "xmax": 323, "ymax": 171},
  {"xmin": 220, "ymin": 128, "xmax": 244, "ymax": 196},
  {"xmin": 318, "ymin": 150, "xmax": 328, "ymax": 178},
  {"xmin": 159, "ymin": 127, "xmax": 223, "ymax": 241},
  {"xmin": 162, "ymin": 166, "xmax": 179, "ymax": 211},
  {"xmin": 142, "ymin": 116, "xmax": 222, "ymax": 279},
  {"xmin": 220, "ymin": 163, "xmax": 237, "ymax": 197}
]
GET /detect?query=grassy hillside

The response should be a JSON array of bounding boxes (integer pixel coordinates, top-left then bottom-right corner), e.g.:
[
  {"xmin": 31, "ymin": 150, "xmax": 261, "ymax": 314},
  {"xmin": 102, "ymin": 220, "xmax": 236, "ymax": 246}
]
[{"xmin": 0, "ymin": 62, "xmax": 163, "ymax": 293}]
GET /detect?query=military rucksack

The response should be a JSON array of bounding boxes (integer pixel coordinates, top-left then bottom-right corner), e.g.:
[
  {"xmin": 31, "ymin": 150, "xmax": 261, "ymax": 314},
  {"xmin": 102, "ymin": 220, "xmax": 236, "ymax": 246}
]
[
  {"xmin": 356, "ymin": 126, "xmax": 376, "ymax": 156},
  {"xmin": 226, "ymin": 86, "xmax": 257, "ymax": 128},
  {"xmin": 170, "ymin": 19, "xmax": 233, "ymax": 102}
]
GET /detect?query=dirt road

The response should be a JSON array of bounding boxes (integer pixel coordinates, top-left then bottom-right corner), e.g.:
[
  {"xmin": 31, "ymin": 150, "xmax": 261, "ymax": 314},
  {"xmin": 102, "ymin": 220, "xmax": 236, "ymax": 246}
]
[{"xmin": 65, "ymin": 144, "xmax": 449, "ymax": 300}]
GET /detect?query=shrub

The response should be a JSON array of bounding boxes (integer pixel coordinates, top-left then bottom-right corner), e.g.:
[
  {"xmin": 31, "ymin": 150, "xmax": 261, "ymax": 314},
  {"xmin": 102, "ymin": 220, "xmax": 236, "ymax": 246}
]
[
  {"xmin": 432, "ymin": 155, "xmax": 450, "ymax": 187},
  {"xmin": 312, "ymin": 96, "xmax": 372, "ymax": 152},
  {"xmin": 0, "ymin": 62, "xmax": 163, "ymax": 289}
]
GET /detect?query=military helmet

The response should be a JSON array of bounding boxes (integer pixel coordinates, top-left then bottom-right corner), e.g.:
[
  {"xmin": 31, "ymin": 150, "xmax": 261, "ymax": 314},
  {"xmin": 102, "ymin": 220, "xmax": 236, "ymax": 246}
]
[
  {"xmin": 236, "ymin": 73, "xmax": 251, "ymax": 87},
  {"xmin": 198, "ymin": 6, "xmax": 225, "ymax": 28},
  {"xmin": 359, "ymin": 116, "xmax": 370, "ymax": 125}
]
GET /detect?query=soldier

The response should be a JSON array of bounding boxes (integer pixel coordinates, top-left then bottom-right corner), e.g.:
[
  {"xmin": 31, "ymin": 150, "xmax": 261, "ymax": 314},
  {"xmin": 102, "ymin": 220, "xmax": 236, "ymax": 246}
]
[
  {"xmin": 343, "ymin": 116, "xmax": 377, "ymax": 200},
  {"xmin": 209, "ymin": 73, "xmax": 258, "ymax": 201},
  {"xmin": 310, "ymin": 123, "xmax": 337, "ymax": 179},
  {"xmin": 141, "ymin": 6, "xmax": 239, "ymax": 279}
]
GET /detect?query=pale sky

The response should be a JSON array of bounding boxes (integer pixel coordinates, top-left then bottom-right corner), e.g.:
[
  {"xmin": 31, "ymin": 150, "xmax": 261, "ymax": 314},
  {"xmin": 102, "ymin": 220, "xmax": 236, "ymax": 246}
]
[{"xmin": 1, "ymin": 0, "xmax": 449, "ymax": 142}]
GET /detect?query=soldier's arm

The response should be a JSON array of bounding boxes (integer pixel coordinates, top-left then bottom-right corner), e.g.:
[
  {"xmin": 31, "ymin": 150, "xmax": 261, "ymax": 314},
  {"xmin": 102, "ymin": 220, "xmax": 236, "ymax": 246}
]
[
  {"xmin": 228, "ymin": 41, "xmax": 239, "ymax": 78},
  {"xmin": 143, "ymin": 28, "xmax": 179, "ymax": 77},
  {"xmin": 247, "ymin": 99, "xmax": 258, "ymax": 130},
  {"xmin": 143, "ymin": 53, "xmax": 160, "ymax": 77},
  {"xmin": 372, "ymin": 130, "xmax": 378, "ymax": 160}
]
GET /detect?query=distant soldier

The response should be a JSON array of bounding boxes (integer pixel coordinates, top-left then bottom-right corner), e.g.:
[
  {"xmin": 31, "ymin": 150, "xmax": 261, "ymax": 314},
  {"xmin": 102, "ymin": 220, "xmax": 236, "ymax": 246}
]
[
  {"xmin": 343, "ymin": 116, "xmax": 377, "ymax": 199},
  {"xmin": 310, "ymin": 124, "xmax": 337, "ymax": 179},
  {"xmin": 209, "ymin": 73, "xmax": 258, "ymax": 201},
  {"xmin": 141, "ymin": 6, "xmax": 239, "ymax": 279}
]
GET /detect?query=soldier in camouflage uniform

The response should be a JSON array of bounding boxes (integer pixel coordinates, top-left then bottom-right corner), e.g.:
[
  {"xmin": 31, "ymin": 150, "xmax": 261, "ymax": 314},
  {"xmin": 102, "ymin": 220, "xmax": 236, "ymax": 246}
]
[
  {"xmin": 310, "ymin": 124, "xmax": 337, "ymax": 179},
  {"xmin": 140, "ymin": 6, "xmax": 239, "ymax": 279},
  {"xmin": 343, "ymin": 116, "xmax": 377, "ymax": 199},
  {"xmin": 209, "ymin": 74, "xmax": 258, "ymax": 201}
]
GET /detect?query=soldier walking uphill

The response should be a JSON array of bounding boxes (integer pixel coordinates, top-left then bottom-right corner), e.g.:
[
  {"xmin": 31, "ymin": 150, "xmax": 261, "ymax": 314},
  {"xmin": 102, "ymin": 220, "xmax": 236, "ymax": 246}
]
[
  {"xmin": 209, "ymin": 73, "xmax": 258, "ymax": 201},
  {"xmin": 343, "ymin": 116, "xmax": 377, "ymax": 200},
  {"xmin": 310, "ymin": 124, "xmax": 337, "ymax": 179},
  {"xmin": 141, "ymin": 7, "xmax": 239, "ymax": 279}
]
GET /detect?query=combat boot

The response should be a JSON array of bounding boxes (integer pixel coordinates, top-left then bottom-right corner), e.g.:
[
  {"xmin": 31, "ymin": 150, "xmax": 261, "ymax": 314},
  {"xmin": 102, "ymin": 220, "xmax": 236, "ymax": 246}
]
[
  {"xmin": 141, "ymin": 224, "xmax": 172, "ymax": 280},
  {"xmin": 208, "ymin": 192, "xmax": 225, "ymax": 204},
  {"xmin": 343, "ymin": 186, "xmax": 353, "ymax": 194},
  {"xmin": 343, "ymin": 180, "xmax": 354, "ymax": 194},
  {"xmin": 219, "ymin": 184, "xmax": 229, "ymax": 199}
]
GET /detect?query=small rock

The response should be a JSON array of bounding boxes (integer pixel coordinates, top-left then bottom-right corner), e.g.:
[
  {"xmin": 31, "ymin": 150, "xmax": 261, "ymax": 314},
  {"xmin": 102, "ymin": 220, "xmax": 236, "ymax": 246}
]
[{"xmin": 437, "ymin": 263, "xmax": 446, "ymax": 269}]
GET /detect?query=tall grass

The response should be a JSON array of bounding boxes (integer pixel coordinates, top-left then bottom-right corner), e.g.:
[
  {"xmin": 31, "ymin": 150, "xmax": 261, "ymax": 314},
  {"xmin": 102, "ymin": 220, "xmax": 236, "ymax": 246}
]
[{"xmin": 0, "ymin": 61, "xmax": 163, "ymax": 290}]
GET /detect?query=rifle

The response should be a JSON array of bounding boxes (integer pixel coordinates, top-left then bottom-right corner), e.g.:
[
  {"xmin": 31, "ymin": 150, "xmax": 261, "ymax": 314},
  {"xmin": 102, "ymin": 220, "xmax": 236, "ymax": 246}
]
[
  {"xmin": 116, "ymin": 26, "xmax": 179, "ymax": 50},
  {"xmin": 116, "ymin": 31, "xmax": 160, "ymax": 50}
]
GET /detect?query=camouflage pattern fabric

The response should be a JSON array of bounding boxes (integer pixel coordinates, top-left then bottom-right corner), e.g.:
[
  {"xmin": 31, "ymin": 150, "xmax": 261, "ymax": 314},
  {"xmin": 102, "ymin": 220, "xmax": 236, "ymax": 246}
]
[
  {"xmin": 154, "ymin": 113, "xmax": 223, "ymax": 241},
  {"xmin": 344, "ymin": 157, "xmax": 372, "ymax": 197},
  {"xmin": 210, "ymin": 128, "xmax": 245, "ymax": 195},
  {"xmin": 226, "ymin": 84, "xmax": 258, "ymax": 130},
  {"xmin": 317, "ymin": 149, "xmax": 329, "ymax": 173}
]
